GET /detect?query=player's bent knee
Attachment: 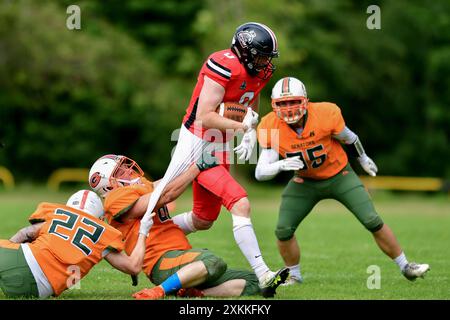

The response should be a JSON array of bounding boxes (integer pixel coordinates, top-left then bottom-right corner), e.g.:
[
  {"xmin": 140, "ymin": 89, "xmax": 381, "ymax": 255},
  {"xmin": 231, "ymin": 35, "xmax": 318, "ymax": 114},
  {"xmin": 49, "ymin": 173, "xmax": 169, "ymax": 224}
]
[
  {"xmin": 365, "ymin": 215, "xmax": 384, "ymax": 233},
  {"xmin": 275, "ymin": 227, "xmax": 295, "ymax": 241},
  {"xmin": 230, "ymin": 197, "xmax": 250, "ymax": 216},
  {"xmin": 203, "ymin": 255, "xmax": 227, "ymax": 283},
  {"xmin": 193, "ymin": 216, "xmax": 214, "ymax": 230}
]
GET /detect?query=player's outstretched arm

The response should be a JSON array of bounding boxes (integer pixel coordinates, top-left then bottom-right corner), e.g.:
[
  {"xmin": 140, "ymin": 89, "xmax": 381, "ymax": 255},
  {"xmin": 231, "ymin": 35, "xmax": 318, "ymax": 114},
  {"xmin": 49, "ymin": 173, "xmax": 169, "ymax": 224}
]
[
  {"xmin": 123, "ymin": 152, "xmax": 218, "ymax": 219},
  {"xmin": 195, "ymin": 76, "xmax": 247, "ymax": 132},
  {"xmin": 255, "ymin": 148, "xmax": 304, "ymax": 181},
  {"xmin": 9, "ymin": 222, "xmax": 44, "ymax": 243},
  {"xmin": 333, "ymin": 126, "xmax": 378, "ymax": 176},
  {"xmin": 104, "ymin": 225, "xmax": 150, "ymax": 276}
]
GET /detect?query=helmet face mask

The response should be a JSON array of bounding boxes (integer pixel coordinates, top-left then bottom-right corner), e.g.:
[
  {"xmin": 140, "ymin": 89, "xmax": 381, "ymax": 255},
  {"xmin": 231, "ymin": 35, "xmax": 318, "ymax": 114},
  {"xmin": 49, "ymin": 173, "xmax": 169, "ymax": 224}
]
[
  {"xmin": 272, "ymin": 97, "xmax": 308, "ymax": 124},
  {"xmin": 89, "ymin": 155, "xmax": 144, "ymax": 197},
  {"xmin": 271, "ymin": 77, "xmax": 308, "ymax": 124},
  {"xmin": 231, "ymin": 22, "xmax": 279, "ymax": 80}
]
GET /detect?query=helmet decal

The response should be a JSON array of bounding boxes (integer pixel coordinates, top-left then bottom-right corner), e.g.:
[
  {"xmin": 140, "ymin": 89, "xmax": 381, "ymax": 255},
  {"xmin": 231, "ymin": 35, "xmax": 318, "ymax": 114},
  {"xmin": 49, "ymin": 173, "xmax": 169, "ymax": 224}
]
[
  {"xmin": 237, "ymin": 30, "xmax": 256, "ymax": 48},
  {"xmin": 89, "ymin": 172, "xmax": 101, "ymax": 188}
]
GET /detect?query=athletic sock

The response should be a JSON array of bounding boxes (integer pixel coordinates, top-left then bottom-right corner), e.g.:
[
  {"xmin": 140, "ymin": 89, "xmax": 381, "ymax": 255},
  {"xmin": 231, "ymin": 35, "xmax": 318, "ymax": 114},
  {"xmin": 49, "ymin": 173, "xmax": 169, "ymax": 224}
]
[
  {"xmin": 232, "ymin": 215, "xmax": 270, "ymax": 279},
  {"xmin": 287, "ymin": 264, "xmax": 302, "ymax": 279},
  {"xmin": 394, "ymin": 252, "xmax": 409, "ymax": 271}
]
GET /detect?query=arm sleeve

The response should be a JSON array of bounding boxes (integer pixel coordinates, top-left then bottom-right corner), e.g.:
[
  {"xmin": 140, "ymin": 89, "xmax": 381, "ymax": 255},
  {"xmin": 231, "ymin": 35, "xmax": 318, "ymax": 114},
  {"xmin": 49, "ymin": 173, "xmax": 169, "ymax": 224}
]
[
  {"xmin": 255, "ymin": 148, "xmax": 282, "ymax": 181},
  {"xmin": 333, "ymin": 126, "xmax": 358, "ymax": 144}
]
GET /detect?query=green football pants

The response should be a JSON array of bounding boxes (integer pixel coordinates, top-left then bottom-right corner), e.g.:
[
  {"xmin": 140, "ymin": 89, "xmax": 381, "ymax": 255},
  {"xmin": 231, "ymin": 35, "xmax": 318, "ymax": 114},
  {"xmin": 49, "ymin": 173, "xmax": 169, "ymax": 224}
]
[
  {"xmin": 0, "ymin": 244, "xmax": 39, "ymax": 298},
  {"xmin": 276, "ymin": 163, "xmax": 384, "ymax": 241},
  {"xmin": 150, "ymin": 248, "xmax": 260, "ymax": 296}
]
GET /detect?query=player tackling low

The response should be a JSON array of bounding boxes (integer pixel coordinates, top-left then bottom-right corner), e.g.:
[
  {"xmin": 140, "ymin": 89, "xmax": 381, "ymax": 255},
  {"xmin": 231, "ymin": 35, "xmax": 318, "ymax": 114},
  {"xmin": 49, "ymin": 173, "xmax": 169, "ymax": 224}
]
[{"xmin": 255, "ymin": 77, "xmax": 430, "ymax": 285}]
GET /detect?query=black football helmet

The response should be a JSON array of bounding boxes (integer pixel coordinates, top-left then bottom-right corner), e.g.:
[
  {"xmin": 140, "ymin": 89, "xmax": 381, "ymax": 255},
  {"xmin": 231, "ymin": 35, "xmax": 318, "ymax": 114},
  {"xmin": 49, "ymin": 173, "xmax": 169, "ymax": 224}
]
[{"xmin": 231, "ymin": 22, "xmax": 279, "ymax": 80}]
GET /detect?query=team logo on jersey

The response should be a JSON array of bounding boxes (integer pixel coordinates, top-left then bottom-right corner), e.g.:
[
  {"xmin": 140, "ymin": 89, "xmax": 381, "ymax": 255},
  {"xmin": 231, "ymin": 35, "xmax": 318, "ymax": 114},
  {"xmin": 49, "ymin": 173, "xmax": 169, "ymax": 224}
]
[
  {"xmin": 237, "ymin": 30, "xmax": 256, "ymax": 48},
  {"xmin": 309, "ymin": 131, "xmax": 315, "ymax": 137},
  {"xmin": 240, "ymin": 81, "xmax": 247, "ymax": 90}
]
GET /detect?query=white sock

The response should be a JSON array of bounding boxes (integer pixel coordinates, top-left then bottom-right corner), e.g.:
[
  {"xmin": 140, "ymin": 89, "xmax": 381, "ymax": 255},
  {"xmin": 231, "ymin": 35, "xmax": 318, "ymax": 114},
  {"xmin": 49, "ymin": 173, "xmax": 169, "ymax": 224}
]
[
  {"xmin": 394, "ymin": 252, "xmax": 409, "ymax": 271},
  {"xmin": 232, "ymin": 215, "xmax": 270, "ymax": 279},
  {"xmin": 287, "ymin": 264, "xmax": 302, "ymax": 279},
  {"xmin": 172, "ymin": 211, "xmax": 196, "ymax": 235}
]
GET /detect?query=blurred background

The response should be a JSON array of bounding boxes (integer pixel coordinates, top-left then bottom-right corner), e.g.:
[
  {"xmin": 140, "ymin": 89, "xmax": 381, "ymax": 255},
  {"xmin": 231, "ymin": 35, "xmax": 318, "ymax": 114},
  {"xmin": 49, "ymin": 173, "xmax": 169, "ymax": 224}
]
[{"xmin": 0, "ymin": 0, "xmax": 449, "ymax": 186}]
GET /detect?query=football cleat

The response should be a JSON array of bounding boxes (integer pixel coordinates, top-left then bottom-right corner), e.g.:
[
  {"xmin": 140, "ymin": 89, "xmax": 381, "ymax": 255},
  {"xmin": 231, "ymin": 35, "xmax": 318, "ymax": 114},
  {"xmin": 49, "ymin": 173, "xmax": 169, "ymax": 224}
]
[
  {"xmin": 177, "ymin": 287, "xmax": 205, "ymax": 298},
  {"xmin": 132, "ymin": 286, "xmax": 165, "ymax": 300},
  {"xmin": 402, "ymin": 262, "xmax": 430, "ymax": 281},
  {"xmin": 280, "ymin": 274, "xmax": 303, "ymax": 286},
  {"xmin": 259, "ymin": 267, "xmax": 290, "ymax": 298}
]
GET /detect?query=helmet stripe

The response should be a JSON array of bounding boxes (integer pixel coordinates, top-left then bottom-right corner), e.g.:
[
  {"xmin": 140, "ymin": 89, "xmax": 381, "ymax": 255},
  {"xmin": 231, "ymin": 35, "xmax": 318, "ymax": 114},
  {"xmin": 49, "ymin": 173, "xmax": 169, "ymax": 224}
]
[
  {"xmin": 80, "ymin": 190, "xmax": 89, "ymax": 210},
  {"xmin": 282, "ymin": 77, "xmax": 290, "ymax": 94},
  {"xmin": 252, "ymin": 22, "xmax": 278, "ymax": 51}
]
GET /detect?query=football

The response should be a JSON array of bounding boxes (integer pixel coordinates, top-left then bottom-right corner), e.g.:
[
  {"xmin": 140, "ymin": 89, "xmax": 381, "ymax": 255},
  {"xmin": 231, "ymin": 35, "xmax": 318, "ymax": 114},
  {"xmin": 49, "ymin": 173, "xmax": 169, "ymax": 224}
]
[{"xmin": 216, "ymin": 102, "xmax": 247, "ymax": 122}]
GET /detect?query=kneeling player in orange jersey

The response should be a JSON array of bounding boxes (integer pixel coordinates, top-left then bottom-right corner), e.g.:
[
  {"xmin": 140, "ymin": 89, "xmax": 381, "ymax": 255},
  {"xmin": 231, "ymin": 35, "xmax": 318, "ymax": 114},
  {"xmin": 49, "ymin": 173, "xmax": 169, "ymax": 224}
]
[
  {"xmin": 255, "ymin": 77, "xmax": 430, "ymax": 285},
  {"xmin": 0, "ymin": 190, "xmax": 153, "ymax": 298},
  {"xmin": 88, "ymin": 153, "xmax": 283, "ymax": 299}
]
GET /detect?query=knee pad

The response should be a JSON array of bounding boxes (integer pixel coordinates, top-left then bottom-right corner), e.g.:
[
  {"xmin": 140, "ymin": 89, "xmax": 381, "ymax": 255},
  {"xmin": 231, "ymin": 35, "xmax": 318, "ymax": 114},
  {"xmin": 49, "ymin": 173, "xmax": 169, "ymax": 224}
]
[
  {"xmin": 202, "ymin": 255, "xmax": 227, "ymax": 283},
  {"xmin": 364, "ymin": 215, "xmax": 384, "ymax": 232},
  {"xmin": 275, "ymin": 227, "xmax": 296, "ymax": 241}
]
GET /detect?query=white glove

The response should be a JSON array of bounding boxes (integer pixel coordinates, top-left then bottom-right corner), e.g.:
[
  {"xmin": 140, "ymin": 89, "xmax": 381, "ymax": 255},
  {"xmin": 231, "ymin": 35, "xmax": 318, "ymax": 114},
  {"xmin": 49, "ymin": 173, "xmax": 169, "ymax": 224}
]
[
  {"xmin": 278, "ymin": 156, "xmax": 304, "ymax": 171},
  {"xmin": 242, "ymin": 107, "xmax": 259, "ymax": 132},
  {"xmin": 234, "ymin": 128, "xmax": 257, "ymax": 161},
  {"xmin": 139, "ymin": 212, "xmax": 156, "ymax": 237},
  {"xmin": 358, "ymin": 154, "xmax": 378, "ymax": 177}
]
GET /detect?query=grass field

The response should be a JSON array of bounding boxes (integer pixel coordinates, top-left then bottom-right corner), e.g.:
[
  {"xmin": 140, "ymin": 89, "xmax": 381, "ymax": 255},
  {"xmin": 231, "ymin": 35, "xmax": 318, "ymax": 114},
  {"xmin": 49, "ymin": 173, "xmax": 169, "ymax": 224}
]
[{"xmin": 0, "ymin": 183, "xmax": 449, "ymax": 300}]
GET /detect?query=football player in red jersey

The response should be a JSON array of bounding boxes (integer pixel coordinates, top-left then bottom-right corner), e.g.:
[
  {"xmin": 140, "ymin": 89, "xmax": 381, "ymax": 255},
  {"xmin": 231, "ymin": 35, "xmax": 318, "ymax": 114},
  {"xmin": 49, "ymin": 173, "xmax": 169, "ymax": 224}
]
[{"xmin": 162, "ymin": 22, "xmax": 289, "ymax": 289}]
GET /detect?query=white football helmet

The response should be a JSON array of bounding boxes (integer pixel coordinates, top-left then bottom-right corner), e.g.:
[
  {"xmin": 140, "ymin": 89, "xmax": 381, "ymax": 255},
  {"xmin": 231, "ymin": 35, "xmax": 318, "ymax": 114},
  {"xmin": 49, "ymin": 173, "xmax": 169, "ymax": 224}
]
[
  {"xmin": 271, "ymin": 77, "xmax": 308, "ymax": 124},
  {"xmin": 66, "ymin": 190, "xmax": 104, "ymax": 219},
  {"xmin": 88, "ymin": 154, "xmax": 144, "ymax": 197}
]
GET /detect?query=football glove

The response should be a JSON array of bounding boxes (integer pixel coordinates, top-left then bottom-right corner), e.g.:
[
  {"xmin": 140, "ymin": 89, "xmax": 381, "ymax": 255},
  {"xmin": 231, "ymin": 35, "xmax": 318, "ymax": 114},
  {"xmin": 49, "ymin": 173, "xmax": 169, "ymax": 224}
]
[
  {"xmin": 242, "ymin": 107, "xmax": 259, "ymax": 132},
  {"xmin": 139, "ymin": 212, "xmax": 156, "ymax": 237},
  {"xmin": 234, "ymin": 128, "xmax": 257, "ymax": 161},
  {"xmin": 358, "ymin": 154, "xmax": 378, "ymax": 177},
  {"xmin": 196, "ymin": 150, "xmax": 218, "ymax": 171},
  {"xmin": 278, "ymin": 156, "xmax": 304, "ymax": 171}
]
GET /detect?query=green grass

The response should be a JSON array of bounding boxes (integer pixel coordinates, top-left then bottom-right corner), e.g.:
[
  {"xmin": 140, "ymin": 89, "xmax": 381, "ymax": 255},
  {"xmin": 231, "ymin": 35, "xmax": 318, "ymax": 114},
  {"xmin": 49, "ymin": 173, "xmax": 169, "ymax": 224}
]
[{"xmin": 0, "ymin": 184, "xmax": 449, "ymax": 300}]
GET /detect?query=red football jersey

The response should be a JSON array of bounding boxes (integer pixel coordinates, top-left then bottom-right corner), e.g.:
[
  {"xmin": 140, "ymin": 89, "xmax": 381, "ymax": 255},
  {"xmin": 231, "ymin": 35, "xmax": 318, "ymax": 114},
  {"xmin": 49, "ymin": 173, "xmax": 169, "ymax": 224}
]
[{"xmin": 182, "ymin": 49, "xmax": 272, "ymax": 140}]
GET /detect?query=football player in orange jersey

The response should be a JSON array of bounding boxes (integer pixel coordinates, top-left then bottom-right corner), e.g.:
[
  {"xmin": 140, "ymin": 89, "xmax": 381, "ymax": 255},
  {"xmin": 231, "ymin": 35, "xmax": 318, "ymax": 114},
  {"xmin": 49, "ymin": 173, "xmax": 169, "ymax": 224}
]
[
  {"xmin": 88, "ymin": 153, "xmax": 284, "ymax": 299},
  {"xmin": 256, "ymin": 77, "xmax": 430, "ymax": 285},
  {"xmin": 0, "ymin": 190, "xmax": 154, "ymax": 298}
]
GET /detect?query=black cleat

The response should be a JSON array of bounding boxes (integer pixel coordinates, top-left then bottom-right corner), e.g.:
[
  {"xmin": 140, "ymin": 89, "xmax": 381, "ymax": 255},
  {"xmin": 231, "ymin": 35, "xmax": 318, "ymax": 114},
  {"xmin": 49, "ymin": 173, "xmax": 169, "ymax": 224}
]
[{"xmin": 259, "ymin": 267, "xmax": 290, "ymax": 298}]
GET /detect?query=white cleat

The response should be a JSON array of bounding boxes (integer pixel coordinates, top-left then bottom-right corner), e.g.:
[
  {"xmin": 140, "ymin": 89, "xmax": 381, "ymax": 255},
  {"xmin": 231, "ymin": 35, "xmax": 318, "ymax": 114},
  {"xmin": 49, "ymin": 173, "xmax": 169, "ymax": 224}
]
[
  {"xmin": 281, "ymin": 274, "xmax": 303, "ymax": 286},
  {"xmin": 402, "ymin": 262, "xmax": 430, "ymax": 281}
]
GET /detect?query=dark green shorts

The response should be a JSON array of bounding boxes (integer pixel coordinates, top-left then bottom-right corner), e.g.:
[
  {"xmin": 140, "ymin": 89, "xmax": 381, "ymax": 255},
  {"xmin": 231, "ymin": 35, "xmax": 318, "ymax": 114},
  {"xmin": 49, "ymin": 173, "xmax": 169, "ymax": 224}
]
[
  {"xmin": 0, "ymin": 244, "xmax": 39, "ymax": 298},
  {"xmin": 276, "ymin": 164, "xmax": 384, "ymax": 241},
  {"xmin": 150, "ymin": 248, "xmax": 260, "ymax": 296}
]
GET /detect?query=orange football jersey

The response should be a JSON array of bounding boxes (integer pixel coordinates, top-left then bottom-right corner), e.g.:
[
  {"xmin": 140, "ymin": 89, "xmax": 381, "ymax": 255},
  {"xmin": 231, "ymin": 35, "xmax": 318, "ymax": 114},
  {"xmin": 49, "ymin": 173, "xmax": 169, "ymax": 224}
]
[
  {"xmin": 257, "ymin": 102, "xmax": 348, "ymax": 180},
  {"xmin": 26, "ymin": 203, "xmax": 124, "ymax": 296},
  {"xmin": 104, "ymin": 178, "xmax": 191, "ymax": 276}
]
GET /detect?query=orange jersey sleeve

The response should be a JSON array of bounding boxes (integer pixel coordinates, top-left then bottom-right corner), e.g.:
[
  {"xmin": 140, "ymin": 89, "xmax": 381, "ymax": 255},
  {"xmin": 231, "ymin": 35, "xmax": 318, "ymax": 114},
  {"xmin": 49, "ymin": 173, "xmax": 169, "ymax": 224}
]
[
  {"xmin": 257, "ymin": 114, "xmax": 277, "ymax": 149},
  {"xmin": 259, "ymin": 103, "xmax": 348, "ymax": 180},
  {"xmin": 104, "ymin": 177, "xmax": 153, "ymax": 222},
  {"xmin": 28, "ymin": 203, "xmax": 124, "ymax": 296},
  {"xmin": 28, "ymin": 202, "xmax": 57, "ymax": 224}
]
